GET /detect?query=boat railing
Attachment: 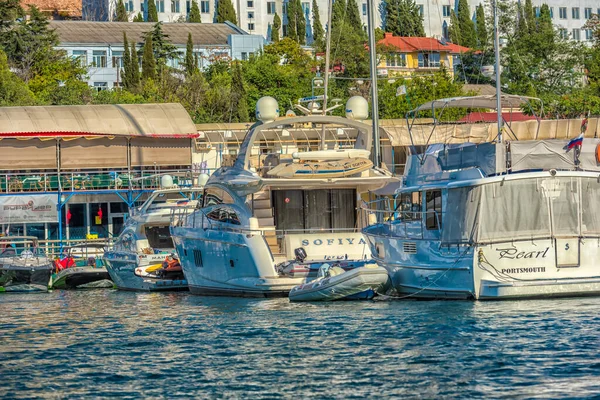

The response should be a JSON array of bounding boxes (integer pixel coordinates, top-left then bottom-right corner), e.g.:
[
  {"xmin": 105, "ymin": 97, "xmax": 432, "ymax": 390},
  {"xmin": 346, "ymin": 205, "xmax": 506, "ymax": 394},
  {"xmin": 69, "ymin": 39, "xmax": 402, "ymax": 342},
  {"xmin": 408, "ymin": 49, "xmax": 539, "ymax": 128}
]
[{"xmin": 360, "ymin": 199, "xmax": 442, "ymax": 239}]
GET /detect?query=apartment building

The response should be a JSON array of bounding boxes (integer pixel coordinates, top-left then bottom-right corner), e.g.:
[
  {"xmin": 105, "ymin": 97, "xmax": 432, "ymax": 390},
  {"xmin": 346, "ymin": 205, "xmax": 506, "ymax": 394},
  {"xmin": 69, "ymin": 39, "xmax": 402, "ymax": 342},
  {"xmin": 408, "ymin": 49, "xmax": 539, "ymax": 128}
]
[
  {"xmin": 49, "ymin": 21, "xmax": 263, "ymax": 90},
  {"xmin": 82, "ymin": 0, "xmax": 600, "ymax": 44}
]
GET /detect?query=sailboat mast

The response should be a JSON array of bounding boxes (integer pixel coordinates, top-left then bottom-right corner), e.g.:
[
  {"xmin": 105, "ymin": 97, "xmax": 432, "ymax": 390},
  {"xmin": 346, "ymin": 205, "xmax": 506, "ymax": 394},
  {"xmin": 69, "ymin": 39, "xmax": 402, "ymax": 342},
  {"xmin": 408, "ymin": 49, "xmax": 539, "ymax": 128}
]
[
  {"xmin": 366, "ymin": 0, "xmax": 380, "ymax": 167},
  {"xmin": 322, "ymin": 0, "xmax": 333, "ymax": 114},
  {"xmin": 493, "ymin": 0, "xmax": 503, "ymax": 142}
]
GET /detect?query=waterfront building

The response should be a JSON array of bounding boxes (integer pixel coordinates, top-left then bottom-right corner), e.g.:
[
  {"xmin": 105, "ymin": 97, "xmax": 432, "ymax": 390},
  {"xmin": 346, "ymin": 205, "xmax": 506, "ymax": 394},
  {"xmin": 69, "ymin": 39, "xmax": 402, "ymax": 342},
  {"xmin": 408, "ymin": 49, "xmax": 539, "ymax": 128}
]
[
  {"xmin": 82, "ymin": 0, "xmax": 599, "ymax": 44},
  {"xmin": 50, "ymin": 21, "xmax": 264, "ymax": 90}
]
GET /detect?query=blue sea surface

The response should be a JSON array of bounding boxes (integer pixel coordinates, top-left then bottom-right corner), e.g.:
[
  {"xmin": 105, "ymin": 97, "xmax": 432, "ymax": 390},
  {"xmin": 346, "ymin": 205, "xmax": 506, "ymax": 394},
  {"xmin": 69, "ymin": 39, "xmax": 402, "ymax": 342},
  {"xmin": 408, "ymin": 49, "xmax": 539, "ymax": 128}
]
[{"xmin": 1, "ymin": 291, "xmax": 600, "ymax": 399}]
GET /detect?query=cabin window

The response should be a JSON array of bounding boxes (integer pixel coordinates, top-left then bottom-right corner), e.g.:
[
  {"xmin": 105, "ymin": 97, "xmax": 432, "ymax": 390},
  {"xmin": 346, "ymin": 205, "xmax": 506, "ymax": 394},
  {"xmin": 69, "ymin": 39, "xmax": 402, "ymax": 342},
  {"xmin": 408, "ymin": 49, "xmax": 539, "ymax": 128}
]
[
  {"xmin": 145, "ymin": 226, "xmax": 173, "ymax": 249},
  {"xmin": 206, "ymin": 207, "xmax": 241, "ymax": 225},
  {"xmin": 203, "ymin": 187, "xmax": 234, "ymax": 206},
  {"xmin": 273, "ymin": 189, "xmax": 356, "ymax": 232},
  {"xmin": 398, "ymin": 192, "xmax": 421, "ymax": 221},
  {"xmin": 425, "ymin": 190, "xmax": 442, "ymax": 230}
]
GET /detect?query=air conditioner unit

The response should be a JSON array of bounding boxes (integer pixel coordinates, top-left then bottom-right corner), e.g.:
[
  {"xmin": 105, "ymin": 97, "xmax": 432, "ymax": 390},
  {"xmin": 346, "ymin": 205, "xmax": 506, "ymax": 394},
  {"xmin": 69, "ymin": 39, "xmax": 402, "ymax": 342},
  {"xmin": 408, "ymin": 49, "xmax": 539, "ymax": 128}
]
[{"xmin": 196, "ymin": 142, "xmax": 212, "ymax": 151}]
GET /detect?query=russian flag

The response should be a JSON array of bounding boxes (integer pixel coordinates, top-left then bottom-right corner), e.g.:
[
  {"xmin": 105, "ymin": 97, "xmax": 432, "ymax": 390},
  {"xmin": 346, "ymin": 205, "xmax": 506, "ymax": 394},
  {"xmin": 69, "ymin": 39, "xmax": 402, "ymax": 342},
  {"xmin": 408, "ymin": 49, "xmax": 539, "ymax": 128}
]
[{"xmin": 566, "ymin": 133, "xmax": 584, "ymax": 150}]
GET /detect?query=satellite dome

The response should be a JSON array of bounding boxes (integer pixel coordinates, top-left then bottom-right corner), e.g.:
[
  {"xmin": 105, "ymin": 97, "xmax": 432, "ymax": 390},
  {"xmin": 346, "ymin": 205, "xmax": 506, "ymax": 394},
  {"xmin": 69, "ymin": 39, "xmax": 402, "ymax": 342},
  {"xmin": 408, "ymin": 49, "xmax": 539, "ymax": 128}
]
[
  {"xmin": 160, "ymin": 175, "xmax": 174, "ymax": 188},
  {"xmin": 256, "ymin": 96, "xmax": 279, "ymax": 123},
  {"xmin": 197, "ymin": 173, "xmax": 209, "ymax": 187},
  {"xmin": 345, "ymin": 96, "xmax": 369, "ymax": 120}
]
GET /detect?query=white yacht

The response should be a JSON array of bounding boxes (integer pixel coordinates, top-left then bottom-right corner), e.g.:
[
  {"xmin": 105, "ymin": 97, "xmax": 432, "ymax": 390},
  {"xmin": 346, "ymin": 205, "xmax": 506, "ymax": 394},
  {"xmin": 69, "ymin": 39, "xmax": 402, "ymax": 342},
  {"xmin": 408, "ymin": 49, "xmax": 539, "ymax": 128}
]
[
  {"xmin": 362, "ymin": 95, "xmax": 600, "ymax": 300},
  {"xmin": 0, "ymin": 236, "xmax": 53, "ymax": 292},
  {"xmin": 170, "ymin": 96, "xmax": 394, "ymax": 297},
  {"xmin": 104, "ymin": 185, "xmax": 204, "ymax": 291}
]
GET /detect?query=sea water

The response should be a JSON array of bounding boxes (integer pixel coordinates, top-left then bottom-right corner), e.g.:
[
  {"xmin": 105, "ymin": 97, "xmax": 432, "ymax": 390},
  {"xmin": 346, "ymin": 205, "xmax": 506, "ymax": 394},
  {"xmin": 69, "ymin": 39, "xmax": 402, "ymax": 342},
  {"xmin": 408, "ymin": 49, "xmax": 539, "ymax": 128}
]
[{"xmin": 1, "ymin": 291, "xmax": 600, "ymax": 398}]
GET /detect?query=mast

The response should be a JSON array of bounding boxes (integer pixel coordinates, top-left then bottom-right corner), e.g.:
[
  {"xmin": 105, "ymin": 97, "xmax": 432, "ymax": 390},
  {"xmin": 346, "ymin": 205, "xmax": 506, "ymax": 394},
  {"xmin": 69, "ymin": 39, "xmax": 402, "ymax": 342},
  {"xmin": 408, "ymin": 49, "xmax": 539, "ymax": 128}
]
[
  {"xmin": 366, "ymin": 0, "xmax": 380, "ymax": 167},
  {"xmin": 322, "ymin": 0, "xmax": 333, "ymax": 114},
  {"xmin": 493, "ymin": 0, "xmax": 502, "ymax": 142}
]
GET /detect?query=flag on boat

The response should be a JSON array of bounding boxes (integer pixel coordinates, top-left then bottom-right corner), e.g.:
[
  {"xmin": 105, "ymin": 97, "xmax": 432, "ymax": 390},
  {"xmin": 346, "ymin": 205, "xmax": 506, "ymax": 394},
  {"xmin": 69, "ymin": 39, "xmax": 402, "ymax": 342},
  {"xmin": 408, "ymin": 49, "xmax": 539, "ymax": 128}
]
[
  {"xmin": 176, "ymin": 199, "xmax": 189, "ymax": 206},
  {"xmin": 565, "ymin": 133, "xmax": 584, "ymax": 150}
]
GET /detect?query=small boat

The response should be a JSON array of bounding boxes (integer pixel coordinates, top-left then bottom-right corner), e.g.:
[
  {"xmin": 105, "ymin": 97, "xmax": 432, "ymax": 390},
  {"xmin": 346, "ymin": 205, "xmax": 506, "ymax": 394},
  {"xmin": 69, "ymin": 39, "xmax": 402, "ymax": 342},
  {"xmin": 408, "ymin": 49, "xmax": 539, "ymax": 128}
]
[
  {"xmin": 267, "ymin": 158, "xmax": 373, "ymax": 179},
  {"xmin": 277, "ymin": 258, "xmax": 372, "ymax": 279},
  {"xmin": 51, "ymin": 244, "xmax": 112, "ymax": 289},
  {"xmin": 0, "ymin": 236, "xmax": 52, "ymax": 293},
  {"xmin": 292, "ymin": 149, "xmax": 371, "ymax": 161},
  {"xmin": 288, "ymin": 263, "xmax": 390, "ymax": 302}
]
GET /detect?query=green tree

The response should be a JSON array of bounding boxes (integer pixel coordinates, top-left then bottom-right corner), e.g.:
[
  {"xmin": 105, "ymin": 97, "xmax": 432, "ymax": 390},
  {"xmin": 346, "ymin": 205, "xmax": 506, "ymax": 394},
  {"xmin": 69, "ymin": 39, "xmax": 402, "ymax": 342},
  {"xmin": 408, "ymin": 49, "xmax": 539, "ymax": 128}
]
[
  {"xmin": 216, "ymin": 0, "xmax": 237, "ymax": 24},
  {"xmin": 0, "ymin": 49, "xmax": 35, "ymax": 106},
  {"xmin": 331, "ymin": 0, "xmax": 346, "ymax": 27},
  {"xmin": 189, "ymin": 0, "xmax": 201, "ymax": 22},
  {"xmin": 271, "ymin": 12, "xmax": 281, "ymax": 42},
  {"xmin": 147, "ymin": 0, "xmax": 158, "ymax": 22},
  {"xmin": 454, "ymin": 0, "xmax": 476, "ymax": 47},
  {"xmin": 231, "ymin": 61, "xmax": 249, "ymax": 122},
  {"xmin": 122, "ymin": 32, "xmax": 132, "ymax": 88},
  {"xmin": 524, "ymin": 0, "xmax": 535, "ymax": 34},
  {"xmin": 311, "ymin": 0, "xmax": 324, "ymax": 47},
  {"xmin": 133, "ymin": 12, "xmax": 144, "ymax": 21},
  {"xmin": 295, "ymin": 0, "xmax": 306, "ymax": 44},
  {"xmin": 147, "ymin": 22, "xmax": 180, "ymax": 74},
  {"xmin": 385, "ymin": 0, "xmax": 425, "ymax": 37},
  {"xmin": 184, "ymin": 33, "xmax": 196, "ymax": 75},
  {"xmin": 141, "ymin": 33, "xmax": 156, "ymax": 81},
  {"xmin": 286, "ymin": 0, "xmax": 298, "ymax": 41},
  {"xmin": 116, "ymin": 0, "xmax": 128, "ymax": 21},
  {"xmin": 475, "ymin": 4, "xmax": 488, "ymax": 49},
  {"xmin": 346, "ymin": 0, "xmax": 363, "ymax": 33},
  {"xmin": 130, "ymin": 42, "xmax": 140, "ymax": 89}
]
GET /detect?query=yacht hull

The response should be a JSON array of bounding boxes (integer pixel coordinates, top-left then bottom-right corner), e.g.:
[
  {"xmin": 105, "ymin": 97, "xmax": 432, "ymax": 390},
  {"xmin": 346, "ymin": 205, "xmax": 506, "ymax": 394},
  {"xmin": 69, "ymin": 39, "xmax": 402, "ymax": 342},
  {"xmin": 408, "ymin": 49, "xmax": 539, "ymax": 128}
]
[
  {"xmin": 0, "ymin": 266, "xmax": 52, "ymax": 293},
  {"xmin": 51, "ymin": 267, "xmax": 112, "ymax": 289},
  {"xmin": 103, "ymin": 252, "xmax": 188, "ymax": 292}
]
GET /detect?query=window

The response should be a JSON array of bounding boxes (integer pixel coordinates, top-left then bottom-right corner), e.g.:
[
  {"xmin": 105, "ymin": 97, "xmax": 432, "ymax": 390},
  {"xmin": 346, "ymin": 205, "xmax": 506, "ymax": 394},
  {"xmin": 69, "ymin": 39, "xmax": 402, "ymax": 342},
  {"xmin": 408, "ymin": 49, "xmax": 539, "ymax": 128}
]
[
  {"xmin": 206, "ymin": 207, "xmax": 241, "ymax": 225},
  {"xmin": 92, "ymin": 50, "xmax": 107, "ymax": 67},
  {"xmin": 248, "ymin": 22, "xmax": 254, "ymax": 30},
  {"xmin": 248, "ymin": 11, "xmax": 254, "ymax": 19},
  {"xmin": 171, "ymin": 0, "xmax": 180, "ymax": 12},
  {"xmin": 559, "ymin": 28, "xmax": 568, "ymax": 39},
  {"xmin": 145, "ymin": 226, "xmax": 172, "ymax": 248},
  {"xmin": 572, "ymin": 7, "xmax": 579, "ymax": 19},
  {"xmin": 386, "ymin": 53, "xmax": 406, "ymax": 67},
  {"xmin": 140, "ymin": 0, "xmax": 145, "ymax": 13},
  {"xmin": 559, "ymin": 7, "xmax": 566, "ymax": 19},
  {"xmin": 301, "ymin": 2, "xmax": 309, "ymax": 14},
  {"xmin": 156, "ymin": 0, "xmax": 165, "ymax": 12},
  {"xmin": 241, "ymin": 52, "xmax": 248, "ymax": 60},
  {"xmin": 282, "ymin": 24, "xmax": 287, "ymax": 36},
  {"xmin": 586, "ymin": 29, "xmax": 593, "ymax": 40},
  {"xmin": 72, "ymin": 50, "xmax": 87, "ymax": 66},
  {"xmin": 585, "ymin": 8, "xmax": 592, "ymax": 19},
  {"xmin": 267, "ymin": 1, "xmax": 275, "ymax": 14},
  {"xmin": 418, "ymin": 4, "xmax": 423, "ymax": 16},
  {"xmin": 398, "ymin": 192, "xmax": 421, "ymax": 221},
  {"xmin": 201, "ymin": 0, "xmax": 209, "ymax": 12},
  {"xmin": 549, "ymin": 7, "xmax": 553, "ymax": 18},
  {"xmin": 572, "ymin": 28, "xmax": 580, "ymax": 41},
  {"xmin": 125, "ymin": 0, "xmax": 134, "ymax": 11},
  {"xmin": 186, "ymin": 0, "xmax": 190, "ymax": 12},
  {"xmin": 362, "ymin": 3, "xmax": 367, "ymax": 16},
  {"xmin": 203, "ymin": 187, "xmax": 234, "ymax": 206},
  {"xmin": 93, "ymin": 82, "xmax": 108, "ymax": 91},
  {"xmin": 418, "ymin": 52, "xmax": 440, "ymax": 68},
  {"xmin": 442, "ymin": 5, "xmax": 450, "ymax": 17},
  {"xmin": 112, "ymin": 50, "xmax": 123, "ymax": 68},
  {"xmin": 533, "ymin": 6, "xmax": 539, "ymax": 17},
  {"xmin": 425, "ymin": 190, "xmax": 442, "ymax": 230},
  {"xmin": 247, "ymin": 0, "xmax": 253, "ymax": 7}
]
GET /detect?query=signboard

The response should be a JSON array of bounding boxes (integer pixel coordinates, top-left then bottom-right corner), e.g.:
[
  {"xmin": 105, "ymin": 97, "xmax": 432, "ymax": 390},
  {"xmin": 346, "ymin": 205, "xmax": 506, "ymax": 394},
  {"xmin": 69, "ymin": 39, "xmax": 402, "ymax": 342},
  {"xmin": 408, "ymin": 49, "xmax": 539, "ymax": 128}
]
[
  {"xmin": 284, "ymin": 232, "xmax": 372, "ymax": 260},
  {"xmin": 0, "ymin": 194, "xmax": 58, "ymax": 224}
]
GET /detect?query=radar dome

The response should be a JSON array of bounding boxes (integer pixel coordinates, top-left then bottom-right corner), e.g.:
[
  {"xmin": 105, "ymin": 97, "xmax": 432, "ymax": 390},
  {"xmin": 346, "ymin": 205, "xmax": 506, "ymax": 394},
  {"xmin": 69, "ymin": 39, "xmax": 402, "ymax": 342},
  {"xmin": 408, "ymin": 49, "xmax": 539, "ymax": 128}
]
[
  {"xmin": 160, "ymin": 175, "xmax": 174, "ymax": 188},
  {"xmin": 345, "ymin": 96, "xmax": 369, "ymax": 120},
  {"xmin": 197, "ymin": 173, "xmax": 209, "ymax": 187},
  {"xmin": 255, "ymin": 96, "xmax": 279, "ymax": 123}
]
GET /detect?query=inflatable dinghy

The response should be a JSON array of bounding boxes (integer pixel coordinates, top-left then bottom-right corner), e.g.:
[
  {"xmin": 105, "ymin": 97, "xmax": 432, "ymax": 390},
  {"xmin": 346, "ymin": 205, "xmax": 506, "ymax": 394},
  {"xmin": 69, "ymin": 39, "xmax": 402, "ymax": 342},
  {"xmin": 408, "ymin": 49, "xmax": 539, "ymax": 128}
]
[
  {"xmin": 267, "ymin": 158, "xmax": 373, "ymax": 179},
  {"xmin": 292, "ymin": 149, "xmax": 371, "ymax": 161}
]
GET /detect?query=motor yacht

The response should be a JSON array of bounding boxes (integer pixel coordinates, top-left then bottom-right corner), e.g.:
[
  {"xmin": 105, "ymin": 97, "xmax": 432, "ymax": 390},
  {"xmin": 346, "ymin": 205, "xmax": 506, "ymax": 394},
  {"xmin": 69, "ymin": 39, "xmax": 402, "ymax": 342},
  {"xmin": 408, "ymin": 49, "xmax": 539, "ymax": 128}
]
[
  {"xmin": 51, "ymin": 243, "xmax": 112, "ymax": 289},
  {"xmin": 103, "ymin": 185, "xmax": 203, "ymax": 291},
  {"xmin": 170, "ymin": 96, "xmax": 394, "ymax": 297},
  {"xmin": 0, "ymin": 236, "xmax": 52, "ymax": 292},
  {"xmin": 362, "ymin": 95, "xmax": 600, "ymax": 300}
]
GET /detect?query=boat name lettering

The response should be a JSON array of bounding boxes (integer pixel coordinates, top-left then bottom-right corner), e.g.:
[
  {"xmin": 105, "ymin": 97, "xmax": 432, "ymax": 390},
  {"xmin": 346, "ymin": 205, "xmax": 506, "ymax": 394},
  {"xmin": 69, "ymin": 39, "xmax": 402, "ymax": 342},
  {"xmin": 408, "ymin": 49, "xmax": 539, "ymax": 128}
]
[
  {"xmin": 301, "ymin": 238, "xmax": 367, "ymax": 246},
  {"xmin": 495, "ymin": 247, "xmax": 549, "ymax": 260},
  {"xmin": 501, "ymin": 267, "xmax": 546, "ymax": 274}
]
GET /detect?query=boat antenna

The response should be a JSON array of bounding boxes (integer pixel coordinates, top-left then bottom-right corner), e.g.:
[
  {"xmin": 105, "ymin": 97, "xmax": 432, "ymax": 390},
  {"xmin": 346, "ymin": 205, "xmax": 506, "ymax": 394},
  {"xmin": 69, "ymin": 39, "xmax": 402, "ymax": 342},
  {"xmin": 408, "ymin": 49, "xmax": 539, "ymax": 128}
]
[
  {"xmin": 366, "ymin": 0, "xmax": 380, "ymax": 167},
  {"xmin": 493, "ymin": 0, "xmax": 503, "ymax": 142},
  {"xmin": 322, "ymin": 0, "xmax": 333, "ymax": 115}
]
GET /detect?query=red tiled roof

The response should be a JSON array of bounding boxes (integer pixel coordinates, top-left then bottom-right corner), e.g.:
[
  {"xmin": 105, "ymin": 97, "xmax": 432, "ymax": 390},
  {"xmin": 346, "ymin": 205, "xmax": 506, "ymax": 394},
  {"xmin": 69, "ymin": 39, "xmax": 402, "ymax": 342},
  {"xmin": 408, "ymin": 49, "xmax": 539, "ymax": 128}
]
[{"xmin": 378, "ymin": 33, "xmax": 470, "ymax": 54}]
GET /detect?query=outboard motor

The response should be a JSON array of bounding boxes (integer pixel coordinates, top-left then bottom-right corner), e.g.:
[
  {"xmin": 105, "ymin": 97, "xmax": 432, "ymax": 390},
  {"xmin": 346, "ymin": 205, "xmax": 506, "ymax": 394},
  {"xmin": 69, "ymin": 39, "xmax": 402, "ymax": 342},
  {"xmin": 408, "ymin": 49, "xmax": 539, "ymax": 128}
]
[{"xmin": 294, "ymin": 247, "xmax": 307, "ymax": 263}]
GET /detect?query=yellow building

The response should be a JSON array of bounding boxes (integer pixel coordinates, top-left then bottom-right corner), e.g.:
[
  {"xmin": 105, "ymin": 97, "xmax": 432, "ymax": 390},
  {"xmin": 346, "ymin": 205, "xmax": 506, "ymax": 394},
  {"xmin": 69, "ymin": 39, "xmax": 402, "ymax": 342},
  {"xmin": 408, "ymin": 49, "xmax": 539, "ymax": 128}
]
[{"xmin": 377, "ymin": 33, "xmax": 471, "ymax": 78}]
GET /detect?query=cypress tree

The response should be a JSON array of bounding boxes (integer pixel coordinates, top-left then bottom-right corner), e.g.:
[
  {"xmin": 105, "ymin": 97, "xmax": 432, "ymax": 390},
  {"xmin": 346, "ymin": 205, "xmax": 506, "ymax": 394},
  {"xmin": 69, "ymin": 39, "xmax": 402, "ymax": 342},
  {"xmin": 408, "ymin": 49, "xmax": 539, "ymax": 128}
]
[
  {"xmin": 147, "ymin": 0, "xmax": 158, "ymax": 22},
  {"xmin": 448, "ymin": 10, "xmax": 460, "ymax": 44},
  {"xmin": 185, "ymin": 33, "xmax": 195, "ymax": 75},
  {"xmin": 141, "ymin": 33, "xmax": 156, "ymax": 81},
  {"xmin": 133, "ymin": 12, "xmax": 144, "ymax": 21},
  {"xmin": 346, "ymin": 0, "xmax": 362, "ymax": 33},
  {"xmin": 331, "ymin": 0, "xmax": 346, "ymax": 28},
  {"xmin": 311, "ymin": 0, "xmax": 324, "ymax": 48},
  {"xmin": 386, "ymin": 0, "xmax": 424, "ymax": 37},
  {"xmin": 475, "ymin": 4, "xmax": 488, "ymax": 49},
  {"xmin": 524, "ymin": 0, "xmax": 536, "ymax": 34},
  {"xmin": 295, "ymin": 0, "xmax": 306, "ymax": 44},
  {"xmin": 385, "ymin": 0, "xmax": 399, "ymax": 34},
  {"xmin": 130, "ymin": 43, "xmax": 140, "ymax": 88},
  {"xmin": 216, "ymin": 0, "xmax": 237, "ymax": 24},
  {"xmin": 516, "ymin": 2, "xmax": 528, "ymax": 39},
  {"xmin": 231, "ymin": 62, "xmax": 249, "ymax": 122},
  {"xmin": 456, "ymin": 0, "xmax": 476, "ymax": 48},
  {"xmin": 286, "ymin": 0, "xmax": 298, "ymax": 41},
  {"xmin": 189, "ymin": 0, "xmax": 201, "ymax": 22},
  {"xmin": 122, "ymin": 32, "xmax": 132, "ymax": 88},
  {"xmin": 272, "ymin": 12, "xmax": 281, "ymax": 42},
  {"xmin": 116, "ymin": 0, "xmax": 128, "ymax": 21}
]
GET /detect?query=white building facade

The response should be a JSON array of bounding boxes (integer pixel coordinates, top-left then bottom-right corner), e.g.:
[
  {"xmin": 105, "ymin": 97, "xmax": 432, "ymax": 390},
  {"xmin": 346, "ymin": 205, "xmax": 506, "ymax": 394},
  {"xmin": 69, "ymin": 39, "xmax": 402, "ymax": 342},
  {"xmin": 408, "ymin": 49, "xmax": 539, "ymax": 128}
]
[
  {"xmin": 83, "ymin": 0, "xmax": 600, "ymax": 44},
  {"xmin": 50, "ymin": 21, "xmax": 264, "ymax": 90}
]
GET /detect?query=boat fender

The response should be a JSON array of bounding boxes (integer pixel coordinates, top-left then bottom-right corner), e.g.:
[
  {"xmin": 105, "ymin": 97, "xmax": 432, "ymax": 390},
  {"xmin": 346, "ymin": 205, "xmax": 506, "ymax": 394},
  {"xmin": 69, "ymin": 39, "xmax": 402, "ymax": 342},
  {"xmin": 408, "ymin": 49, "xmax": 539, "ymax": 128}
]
[{"xmin": 596, "ymin": 143, "xmax": 600, "ymax": 164}]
